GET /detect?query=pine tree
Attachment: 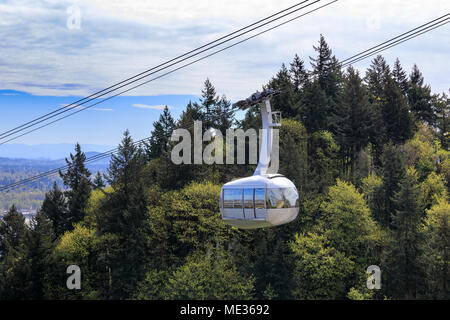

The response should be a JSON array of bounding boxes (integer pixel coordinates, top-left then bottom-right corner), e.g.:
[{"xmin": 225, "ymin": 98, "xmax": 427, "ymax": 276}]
[
  {"xmin": 365, "ymin": 55, "xmax": 391, "ymax": 101},
  {"xmin": 383, "ymin": 169, "xmax": 425, "ymax": 299},
  {"xmin": 93, "ymin": 171, "xmax": 106, "ymax": 189},
  {"xmin": 200, "ymin": 78, "xmax": 219, "ymax": 129},
  {"xmin": 381, "ymin": 76, "xmax": 414, "ymax": 144},
  {"xmin": 0, "ymin": 205, "xmax": 27, "ymax": 261},
  {"xmin": 41, "ymin": 182, "xmax": 68, "ymax": 238},
  {"xmin": 364, "ymin": 56, "xmax": 391, "ymax": 167},
  {"xmin": 98, "ymin": 130, "xmax": 149, "ymax": 298},
  {"xmin": 334, "ymin": 67, "xmax": 372, "ymax": 181},
  {"xmin": 310, "ymin": 35, "xmax": 342, "ymax": 122},
  {"xmin": 290, "ymin": 54, "xmax": 308, "ymax": 91},
  {"xmin": 26, "ymin": 211, "xmax": 55, "ymax": 299},
  {"xmin": 266, "ymin": 63, "xmax": 296, "ymax": 118},
  {"xmin": 310, "ymin": 35, "xmax": 333, "ymax": 89},
  {"xmin": 0, "ymin": 206, "xmax": 30, "ymax": 299},
  {"xmin": 381, "ymin": 143, "xmax": 406, "ymax": 227},
  {"xmin": 408, "ymin": 64, "xmax": 434, "ymax": 124},
  {"xmin": 298, "ymin": 80, "xmax": 329, "ymax": 133},
  {"xmin": 392, "ymin": 58, "xmax": 409, "ymax": 96},
  {"xmin": 212, "ymin": 95, "xmax": 234, "ymax": 135},
  {"xmin": 433, "ymin": 91, "xmax": 449, "ymax": 149},
  {"xmin": 59, "ymin": 143, "xmax": 92, "ymax": 228},
  {"xmin": 144, "ymin": 106, "xmax": 175, "ymax": 160}
]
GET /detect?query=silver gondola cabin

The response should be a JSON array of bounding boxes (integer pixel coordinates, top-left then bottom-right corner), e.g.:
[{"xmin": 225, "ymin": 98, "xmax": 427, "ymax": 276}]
[{"xmin": 220, "ymin": 89, "xmax": 299, "ymax": 229}]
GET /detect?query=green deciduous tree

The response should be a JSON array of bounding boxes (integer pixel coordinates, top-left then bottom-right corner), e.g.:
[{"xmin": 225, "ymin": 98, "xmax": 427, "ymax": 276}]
[
  {"xmin": 136, "ymin": 248, "xmax": 255, "ymax": 300},
  {"xmin": 290, "ymin": 232, "xmax": 354, "ymax": 299},
  {"xmin": 422, "ymin": 198, "xmax": 449, "ymax": 299},
  {"xmin": 319, "ymin": 179, "xmax": 380, "ymax": 261},
  {"xmin": 279, "ymin": 119, "xmax": 308, "ymax": 189}
]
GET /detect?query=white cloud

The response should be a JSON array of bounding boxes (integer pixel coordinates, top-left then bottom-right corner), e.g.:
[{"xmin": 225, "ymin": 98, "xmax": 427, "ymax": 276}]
[
  {"xmin": 132, "ymin": 104, "xmax": 172, "ymax": 110},
  {"xmin": 90, "ymin": 107, "xmax": 113, "ymax": 111},
  {"xmin": 0, "ymin": 0, "xmax": 449, "ymax": 99},
  {"xmin": 59, "ymin": 103, "xmax": 113, "ymax": 111}
]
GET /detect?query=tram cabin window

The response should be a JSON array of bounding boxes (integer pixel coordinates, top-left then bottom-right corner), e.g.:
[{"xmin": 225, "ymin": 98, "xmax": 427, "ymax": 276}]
[
  {"xmin": 244, "ymin": 189, "xmax": 253, "ymax": 208},
  {"xmin": 254, "ymin": 188, "xmax": 265, "ymax": 209}
]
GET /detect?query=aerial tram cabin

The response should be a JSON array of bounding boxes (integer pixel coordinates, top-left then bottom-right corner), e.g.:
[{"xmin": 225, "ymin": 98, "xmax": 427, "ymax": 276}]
[{"xmin": 220, "ymin": 89, "xmax": 299, "ymax": 229}]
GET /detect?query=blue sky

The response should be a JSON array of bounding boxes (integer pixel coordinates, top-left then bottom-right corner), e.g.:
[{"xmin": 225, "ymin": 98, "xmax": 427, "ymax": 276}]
[
  {"xmin": 0, "ymin": 89, "xmax": 197, "ymax": 145},
  {"xmin": 0, "ymin": 0, "xmax": 449, "ymax": 149}
]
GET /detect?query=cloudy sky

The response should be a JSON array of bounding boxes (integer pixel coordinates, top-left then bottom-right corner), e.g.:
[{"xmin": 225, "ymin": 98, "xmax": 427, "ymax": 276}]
[{"xmin": 0, "ymin": 0, "xmax": 449, "ymax": 148}]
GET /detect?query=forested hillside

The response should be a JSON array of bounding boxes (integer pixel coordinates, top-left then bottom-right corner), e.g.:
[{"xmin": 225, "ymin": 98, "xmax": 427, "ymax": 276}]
[
  {"xmin": 0, "ymin": 36, "xmax": 448, "ymax": 300},
  {"xmin": 0, "ymin": 156, "xmax": 109, "ymax": 210}
]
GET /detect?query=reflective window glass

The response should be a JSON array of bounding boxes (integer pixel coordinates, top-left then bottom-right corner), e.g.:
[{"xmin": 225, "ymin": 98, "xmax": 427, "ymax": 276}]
[
  {"xmin": 232, "ymin": 189, "xmax": 243, "ymax": 209},
  {"xmin": 283, "ymin": 188, "xmax": 299, "ymax": 208},
  {"xmin": 244, "ymin": 189, "xmax": 253, "ymax": 208},
  {"xmin": 255, "ymin": 188, "xmax": 265, "ymax": 209},
  {"xmin": 268, "ymin": 188, "xmax": 284, "ymax": 209},
  {"xmin": 266, "ymin": 188, "xmax": 299, "ymax": 209},
  {"xmin": 223, "ymin": 189, "xmax": 233, "ymax": 208}
]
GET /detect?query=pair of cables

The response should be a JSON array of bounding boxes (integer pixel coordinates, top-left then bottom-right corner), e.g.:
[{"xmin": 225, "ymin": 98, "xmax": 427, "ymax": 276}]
[
  {"xmin": 0, "ymin": 0, "xmax": 337, "ymax": 192},
  {"xmin": 0, "ymin": 0, "xmax": 336, "ymax": 146},
  {"xmin": 0, "ymin": 136, "xmax": 151, "ymax": 192},
  {"xmin": 2, "ymin": 7, "xmax": 450, "ymax": 191},
  {"xmin": 341, "ymin": 13, "xmax": 450, "ymax": 68}
]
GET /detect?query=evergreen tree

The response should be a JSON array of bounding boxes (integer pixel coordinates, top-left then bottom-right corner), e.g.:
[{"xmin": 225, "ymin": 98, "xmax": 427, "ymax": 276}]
[
  {"xmin": 334, "ymin": 67, "xmax": 372, "ymax": 181},
  {"xmin": 254, "ymin": 234, "xmax": 293, "ymax": 299},
  {"xmin": 290, "ymin": 54, "xmax": 308, "ymax": 91},
  {"xmin": 212, "ymin": 95, "xmax": 234, "ymax": 134},
  {"xmin": 0, "ymin": 206, "xmax": 30, "ymax": 299},
  {"xmin": 59, "ymin": 143, "xmax": 92, "ymax": 229},
  {"xmin": 41, "ymin": 182, "xmax": 68, "ymax": 238},
  {"xmin": 26, "ymin": 211, "xmax": 55, "ymax": 299},
  {"xmin": 200, "ymin": 78, "xmax": 219, "ymax": 129},
  {"xmin": 392, "ymin": 58, "xmax": 409, "ymax": 96},
  {"xmin": 143, "ymin": 106, "xmax": 175, "ymax": 160},
  {"xmin": 408, "ymin": 64, "xmax": 434, "ymax": 125},
  {"xmin": 433, "ymin": 91, "xmax": 449, "ymax": 149},
  {"xmin": 381, "ymin": 76, "xmax": 414, "ymax": 144},
  {"xmin": 383, "ymin": 169, "xmax": 425, "ymax": 299},
  {"xmin": 298, "ymin": 80, "xmax": 329, "ymax": 132},
  {"xmin": 98, "ymin": 130, "xmax": 149, "ymax": 298},
  {"xmin": 93, "ymin": 171, "xmax": 106, "ymax": 190},
  {"xmin": 310, "ymin": 35, "xmax": 341, "ymax": 97},
  {"xmin": 267, "ymin": 63, "xmax": 296, "ymax": 118},
  {"xmin": 364, "ymin": 56, "xmax": 393, "ymax": 167},
  {"xmin": 365, "ymin": 55, "xmax": 391, "ymax": 101},
  {"xmin": 309, "ymin": 35, "xmax": 342, "ymax": 130},
  {"xmin": 381, "ymin": 143, "xmax": 406, "ymax": 227}
]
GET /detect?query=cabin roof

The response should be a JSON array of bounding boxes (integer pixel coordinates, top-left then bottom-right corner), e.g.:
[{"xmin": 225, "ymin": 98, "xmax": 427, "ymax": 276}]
[{"xmin": 222, "ymin": 174, "xmax": 296, "ymax": 189}]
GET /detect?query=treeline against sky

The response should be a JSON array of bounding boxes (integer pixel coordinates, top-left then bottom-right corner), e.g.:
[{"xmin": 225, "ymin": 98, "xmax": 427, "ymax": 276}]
[{"xmin": 0, "ymin": 35, "xmax": 448, "ymax": 300}]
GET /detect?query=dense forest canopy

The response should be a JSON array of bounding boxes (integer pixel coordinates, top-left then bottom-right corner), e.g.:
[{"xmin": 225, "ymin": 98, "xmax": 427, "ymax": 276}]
[{"xmin": 0, "ymin": 35, "xmax": 448, "ymax": 300}]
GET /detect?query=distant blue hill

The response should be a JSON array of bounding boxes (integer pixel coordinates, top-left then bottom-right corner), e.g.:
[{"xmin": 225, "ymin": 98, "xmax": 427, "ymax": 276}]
[
  {"xmin": 0, "ymin": 155, "xmax": 110, "ymax": 173},
  {"xmin": 0, "ymin": 143, "xmax": 115, "ymax": 160}
]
